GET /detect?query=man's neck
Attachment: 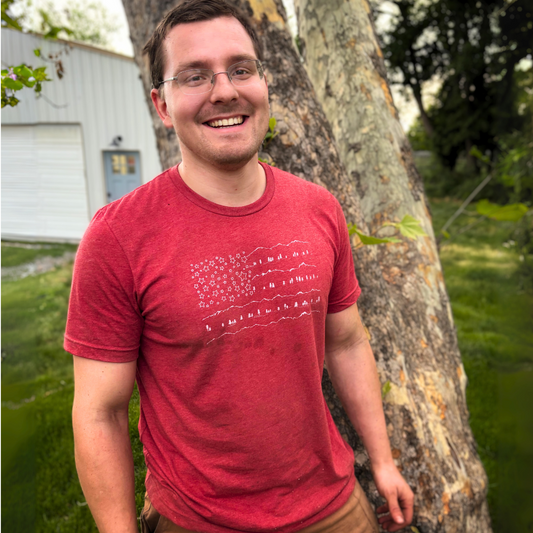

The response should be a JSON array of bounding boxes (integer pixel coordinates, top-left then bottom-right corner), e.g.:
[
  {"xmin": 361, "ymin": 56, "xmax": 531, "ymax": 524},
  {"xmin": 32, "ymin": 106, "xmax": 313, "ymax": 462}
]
[{"xmin": 178, "ymin": 157, "xmax": 266, "ymax": 208}]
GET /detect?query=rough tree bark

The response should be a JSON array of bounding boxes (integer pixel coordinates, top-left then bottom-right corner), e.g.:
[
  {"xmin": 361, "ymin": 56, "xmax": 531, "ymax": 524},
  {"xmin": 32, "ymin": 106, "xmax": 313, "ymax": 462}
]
[
  {"xmin": 122, "ymin": 0, "xmax": 182, "ymax": 169},
  {"xmin": 122, "ymin": 0, "xmax": 491, "ymax": 531},
  {"xmin": 293, "ymin": 0, "xmax": 491, "ymax": 531}
]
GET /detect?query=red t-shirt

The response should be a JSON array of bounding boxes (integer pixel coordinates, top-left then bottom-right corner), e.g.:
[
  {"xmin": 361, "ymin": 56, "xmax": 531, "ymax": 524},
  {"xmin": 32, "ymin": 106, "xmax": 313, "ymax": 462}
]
[{"xmin": 65, "ymin": 163, "xmax": 361, "ymax": 533}]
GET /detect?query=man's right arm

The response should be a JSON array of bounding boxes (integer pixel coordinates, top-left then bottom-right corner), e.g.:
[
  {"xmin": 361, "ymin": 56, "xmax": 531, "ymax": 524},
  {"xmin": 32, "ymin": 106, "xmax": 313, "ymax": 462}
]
[{"xmin": 72, "ymin": 355, "xmax": 139, "ymax": 533}]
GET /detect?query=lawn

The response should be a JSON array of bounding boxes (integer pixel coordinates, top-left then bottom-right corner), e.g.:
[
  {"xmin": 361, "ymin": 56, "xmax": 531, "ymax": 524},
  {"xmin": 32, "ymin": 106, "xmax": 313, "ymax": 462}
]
[
  {"xmin": 1, "ymin": 244, "xmax": 145, "ymax": 532},
  {"xmin": 429, "ymin": 199, "xmax": 533, "ymax": 532},
  {"xmin": 1, "ymin": 204, "xmax": 532, "ymax": 532}
]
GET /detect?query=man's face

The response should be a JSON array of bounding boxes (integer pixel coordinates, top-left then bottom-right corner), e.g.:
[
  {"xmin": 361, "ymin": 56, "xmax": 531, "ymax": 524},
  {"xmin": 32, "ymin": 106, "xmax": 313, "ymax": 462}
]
[{"xmin": 151, "ymin": 16, "xmax": 270, "ymax": 170}]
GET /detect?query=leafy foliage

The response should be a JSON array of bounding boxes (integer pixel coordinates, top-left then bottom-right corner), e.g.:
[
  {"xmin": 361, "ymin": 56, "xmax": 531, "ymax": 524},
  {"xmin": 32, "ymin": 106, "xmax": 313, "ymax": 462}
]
[
  {"xmin": 374, "ymin": 0, "xmax": 533, "ymax": 168},
  {"xmin": 11, "ymin": 0, "xmax": 121, "ymax": 49},
  {"xmin": 384, "ymin": 214, "xmax": 427, "ymax": 239},
  {"xmin": 2, "ymin": 0, "xmax": 122, "ymax": 107},
  {"xmin": 1, "ymin": 62, "xmax": 49, "ymax": 107},
  {"xmin": 476, "ymin": 199, "xmax": 529, "ymax": 222},
  {"xmin": 348, "ymin": 214, "xmax": 426, "ymax": 249}
]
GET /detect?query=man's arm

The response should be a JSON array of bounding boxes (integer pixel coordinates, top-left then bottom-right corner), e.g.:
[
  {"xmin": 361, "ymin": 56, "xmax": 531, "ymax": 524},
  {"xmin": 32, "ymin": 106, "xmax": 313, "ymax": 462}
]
[
  {"xmin": 325, "ymin": 303, "xmax": 414, "ymax": 532},
  {"xmin": 72, "ymin": 355, "xmax": 138, "ymax": 533}
]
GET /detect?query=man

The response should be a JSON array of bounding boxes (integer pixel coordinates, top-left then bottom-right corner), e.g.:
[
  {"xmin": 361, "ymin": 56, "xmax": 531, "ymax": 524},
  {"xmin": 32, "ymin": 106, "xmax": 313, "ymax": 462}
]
[{"xmin": 66, "ymin": 1, "xmax": 414, "ymax": 532}]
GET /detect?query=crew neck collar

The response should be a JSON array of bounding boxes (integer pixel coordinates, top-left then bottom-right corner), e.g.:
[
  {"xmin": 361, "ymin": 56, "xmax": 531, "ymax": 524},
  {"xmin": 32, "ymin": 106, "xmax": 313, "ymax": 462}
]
[{"xmin": 170, "ymin": 161, "xmax": 275, "ymax": 217}]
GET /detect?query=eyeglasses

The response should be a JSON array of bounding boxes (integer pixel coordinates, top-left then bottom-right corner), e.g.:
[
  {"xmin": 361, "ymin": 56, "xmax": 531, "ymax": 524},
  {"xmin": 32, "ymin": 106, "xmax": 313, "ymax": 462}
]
[{"xmin": 159, "ymin": 59, "xmax": 264, "ymax": 95}]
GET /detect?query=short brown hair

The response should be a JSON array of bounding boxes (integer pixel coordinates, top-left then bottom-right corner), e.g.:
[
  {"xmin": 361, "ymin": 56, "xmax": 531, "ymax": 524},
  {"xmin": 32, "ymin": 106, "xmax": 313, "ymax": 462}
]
[{"xmin": 143, "ymin": 0, "xmax": 263, "ymax": 90}]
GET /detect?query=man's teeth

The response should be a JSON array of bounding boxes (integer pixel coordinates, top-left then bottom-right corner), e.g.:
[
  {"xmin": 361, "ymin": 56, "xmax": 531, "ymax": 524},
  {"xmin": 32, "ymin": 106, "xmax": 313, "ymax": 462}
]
[{"xmin": 207, "ymin": 116, "xmax": 244, "ymax": 128}]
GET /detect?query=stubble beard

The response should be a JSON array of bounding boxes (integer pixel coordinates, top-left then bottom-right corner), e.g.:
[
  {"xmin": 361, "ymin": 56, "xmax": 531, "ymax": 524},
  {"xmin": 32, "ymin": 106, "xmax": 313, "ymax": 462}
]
[{"xmin": 180, "ymin": 116, "xmax": 269, "ymax": 171}]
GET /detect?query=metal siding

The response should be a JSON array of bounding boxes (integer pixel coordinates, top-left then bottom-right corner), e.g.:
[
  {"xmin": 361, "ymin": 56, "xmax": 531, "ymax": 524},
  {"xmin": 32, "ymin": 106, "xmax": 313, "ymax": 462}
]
[{"xmin": 1, "ymin": 28, "xmax": 162, "ymax": 225}]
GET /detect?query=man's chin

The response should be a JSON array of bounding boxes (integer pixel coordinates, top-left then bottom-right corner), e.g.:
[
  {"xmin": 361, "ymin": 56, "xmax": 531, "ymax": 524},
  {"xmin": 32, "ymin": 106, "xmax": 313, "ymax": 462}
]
[{"xmin": 201, "ymin": 145, "xmax": 263, "ymax": 171}]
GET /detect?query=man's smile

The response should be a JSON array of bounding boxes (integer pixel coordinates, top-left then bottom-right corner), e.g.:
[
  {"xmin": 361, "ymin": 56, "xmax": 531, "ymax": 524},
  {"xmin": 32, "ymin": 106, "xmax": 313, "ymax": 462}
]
[{"xmin": 205, "ymin": 115, "xmax": 247, "ymax": 128}]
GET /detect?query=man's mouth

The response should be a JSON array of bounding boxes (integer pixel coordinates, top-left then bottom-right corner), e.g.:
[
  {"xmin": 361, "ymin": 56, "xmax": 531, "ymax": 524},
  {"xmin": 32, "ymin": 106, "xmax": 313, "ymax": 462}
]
[{"xmin": 205, "ymin": 116, "xmax": 246, "ymax": 128}]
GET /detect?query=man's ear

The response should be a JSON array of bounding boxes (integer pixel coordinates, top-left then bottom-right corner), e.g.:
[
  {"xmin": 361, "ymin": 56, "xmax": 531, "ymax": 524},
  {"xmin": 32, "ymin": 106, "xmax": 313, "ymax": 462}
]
[{"xmin": 151, "ymin": 88, "xmax": 174, "ymax": 129}]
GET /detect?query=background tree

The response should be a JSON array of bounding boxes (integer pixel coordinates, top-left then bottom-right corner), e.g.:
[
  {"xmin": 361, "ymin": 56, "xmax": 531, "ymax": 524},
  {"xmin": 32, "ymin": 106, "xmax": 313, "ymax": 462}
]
[
  {"xmin": 294, "ymin": 0, "xmax": 491, "ymax": 530},
  {"xmin": 373, "ymin": 0, "xmax": 533, "ymax": 169},
  {"xmin": 1, "ymin": 0, "xmax": 120, "ymax": 107},
  {"xmin": 8, "ymin": 0, "xmax": 121, "ymax": 49},
  {"xmin": 122, "ymin": 0, "xmax": 491, "ymax": 530}
]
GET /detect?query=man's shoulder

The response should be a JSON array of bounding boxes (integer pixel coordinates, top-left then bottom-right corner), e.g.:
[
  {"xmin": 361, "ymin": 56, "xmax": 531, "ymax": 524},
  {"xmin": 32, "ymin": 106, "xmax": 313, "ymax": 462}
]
[
  {"xmin": 269, "ymin": 165, "xmax": 339, "ymax": 207},
  {"xmin": 92, "ymin": 167, "xmax": 176, "ymax": 226}
]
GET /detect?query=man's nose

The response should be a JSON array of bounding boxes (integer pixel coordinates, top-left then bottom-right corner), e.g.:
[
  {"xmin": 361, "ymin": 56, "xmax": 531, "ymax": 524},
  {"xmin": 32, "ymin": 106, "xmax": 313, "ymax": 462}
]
[{"xmin": 209, "ymin": 71, "xmax": 239, "ymax": 102}]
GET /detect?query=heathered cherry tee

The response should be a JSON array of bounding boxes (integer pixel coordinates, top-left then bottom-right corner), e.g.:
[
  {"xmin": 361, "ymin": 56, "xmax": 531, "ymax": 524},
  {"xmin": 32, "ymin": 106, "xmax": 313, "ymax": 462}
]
[{"xmin": 65, "ymin": 163, "xmax": 361, "ymax": 533}]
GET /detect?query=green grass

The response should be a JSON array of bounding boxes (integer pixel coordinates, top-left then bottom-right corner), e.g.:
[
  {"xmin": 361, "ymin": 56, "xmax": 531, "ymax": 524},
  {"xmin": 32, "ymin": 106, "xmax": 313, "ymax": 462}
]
[
  {"xmin": 1, "ymin": 242, "xmax": 78, "ymax": 268},
  {"xmin": 1, "ymin": 255, "xmax": 145, "ymax": 532},
  {"xmin": 429, "ymin": 198, "xmax": 533, "ymax": 532},
  {"xmin": 2, "ymin": 209, "xmax": 532, "ymax": 532}
]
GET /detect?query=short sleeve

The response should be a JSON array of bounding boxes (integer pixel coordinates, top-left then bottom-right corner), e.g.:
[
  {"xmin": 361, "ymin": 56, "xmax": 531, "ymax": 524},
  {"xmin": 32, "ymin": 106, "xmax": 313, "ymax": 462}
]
[
  {"xmin": 64, "ymin": 210, "xmax": 143, "ymax": 362},
  {"xmin": 327, "ymin": 201, "xmax": 361, "ymax": 313}
]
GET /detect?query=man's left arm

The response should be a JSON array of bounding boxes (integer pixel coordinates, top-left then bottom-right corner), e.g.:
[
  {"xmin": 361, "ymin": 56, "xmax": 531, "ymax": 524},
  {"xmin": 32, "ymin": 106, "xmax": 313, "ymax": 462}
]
[{"xmin": 325, "ymin": 303, "xmax": 414, "ymax": 532}]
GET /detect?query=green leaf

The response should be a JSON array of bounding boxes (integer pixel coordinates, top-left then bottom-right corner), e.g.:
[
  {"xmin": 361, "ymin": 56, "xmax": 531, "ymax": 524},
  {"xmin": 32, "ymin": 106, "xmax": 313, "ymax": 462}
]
[
  {"xmin": 411, "ymin": 527, "xmax": 421, "ymax": 533},
  {"xmin": 348, "ymin": 224, "xmax": 400, "ymax": 245},
  {"xmin": 347, "ymin": 223, "xmax": 358, "ymax": 236},
  {"xmin": 269, "ymin": 116, "xmax": 276, "ymax": 132},
  {"xmin": 1, "ymin": 70, "xmax": 8, "ymax": 76},
  {"xmin": 1, "ymin": 10, "xmax": 23, "ymax": 31},
  {"xmin": 381, "ymin": 381, "xmax": 391, "ymax": 398},
  {"xmin": 441, "ymin": 229, "xmax": 451, "ymax": 239},
  {"xmin": 356, "ymin": 229, "xmax": 400, "ymax": 245},
  {"xmin": 34, "ymin": 48, "xmax": 41, "ymax": 58},
  {"xmin": 476, "ymin": 200, "xmax": 529, "ymax": 222},
  {"xmin": 469, "ymin": 145, "xmax": 490, "ymax": 165},
  {"xmin": 19, "ymin": 66, "xmax": 33, "ymax": 79},
  {"xmin": 2, "ymin": 77, "xmax": 23, "ymax": 90},
  {"xmin": 390, "ymin": 214, "xmax": 427, "ymax": 240}
]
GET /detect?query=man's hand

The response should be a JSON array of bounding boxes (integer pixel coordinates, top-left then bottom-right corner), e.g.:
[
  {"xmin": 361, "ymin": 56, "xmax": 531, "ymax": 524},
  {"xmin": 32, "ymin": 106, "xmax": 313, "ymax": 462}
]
[{"xmin": 373, "ymin": 463, "xmax": 414, "ymax": 532}]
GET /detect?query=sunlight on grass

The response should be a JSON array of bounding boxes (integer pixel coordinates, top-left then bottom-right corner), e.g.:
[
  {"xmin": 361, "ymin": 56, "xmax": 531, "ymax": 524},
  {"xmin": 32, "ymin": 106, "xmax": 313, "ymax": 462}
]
[
  {"xmin": 432, "ymin": 199, "xmax": 533, "ymax": 533},
  {"xmin": 1, "ymin": 254, "xmax": 146, "ymax": 532}
]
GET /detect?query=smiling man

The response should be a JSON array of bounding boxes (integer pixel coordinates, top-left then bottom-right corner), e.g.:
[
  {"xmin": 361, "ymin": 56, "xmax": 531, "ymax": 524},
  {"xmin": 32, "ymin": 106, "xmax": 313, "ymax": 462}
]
[{"xmin": 66, "ymin": 1, "xmax": 413, "ymax": 533}]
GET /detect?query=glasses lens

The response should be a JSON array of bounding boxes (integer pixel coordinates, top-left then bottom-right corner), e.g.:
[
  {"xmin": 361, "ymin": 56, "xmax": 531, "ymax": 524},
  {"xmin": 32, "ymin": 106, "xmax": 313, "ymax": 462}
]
[
  {"xmin": 229, "ymin": 60, "xmax": 262, "ymax": 86},
  {"xmin": 177, "ymin": 69, "xmax": 213, "ymax": 95}
]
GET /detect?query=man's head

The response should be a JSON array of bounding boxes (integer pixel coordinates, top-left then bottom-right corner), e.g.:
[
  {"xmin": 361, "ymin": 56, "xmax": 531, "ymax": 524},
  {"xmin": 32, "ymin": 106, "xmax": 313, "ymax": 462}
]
[
  {"xmin": 144, "ymin": 0, "xmax": 263, "ymax": 95},
  {"xmin": 146, "ymin": 0, "xmax": 269, "ymax": 171}
]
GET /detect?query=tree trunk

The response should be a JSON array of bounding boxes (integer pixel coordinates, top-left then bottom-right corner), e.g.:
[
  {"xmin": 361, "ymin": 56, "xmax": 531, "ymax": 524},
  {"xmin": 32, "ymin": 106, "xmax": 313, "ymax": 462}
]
[
  {"xmin": 411, "ymin": 81, "xmax": 434, "ymax": 139},
  {"xmin": 122, "ymin": 0, "xmax": 182, "ymax": 170},
  {"xmin": 293, "ymin": 0, "xmax": 491, "ymax": 531},
  {"xmin": 122, "ymin": 0, "xmax": 491, "ymax": 531}
]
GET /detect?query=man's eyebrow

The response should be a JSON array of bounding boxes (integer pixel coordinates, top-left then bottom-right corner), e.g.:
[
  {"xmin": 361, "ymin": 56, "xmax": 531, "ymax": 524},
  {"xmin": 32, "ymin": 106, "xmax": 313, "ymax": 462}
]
[{"xmin": 173, "ymin": 54, "xmax": 258, "ymax": 74}]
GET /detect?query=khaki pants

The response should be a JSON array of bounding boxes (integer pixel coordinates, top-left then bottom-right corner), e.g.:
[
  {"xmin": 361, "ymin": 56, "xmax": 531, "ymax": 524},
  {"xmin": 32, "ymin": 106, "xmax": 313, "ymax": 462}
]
[{"xmin": 141, "ymin": 482, "xmax": 379, "ymax": 533}]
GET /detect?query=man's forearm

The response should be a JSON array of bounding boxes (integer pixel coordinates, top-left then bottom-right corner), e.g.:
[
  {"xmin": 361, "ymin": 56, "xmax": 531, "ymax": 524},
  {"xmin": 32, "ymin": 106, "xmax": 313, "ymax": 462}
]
[
  {"xmin": 73, "ymin": 407, "xmax": 138, "ymax": 533},
  {"xmin": 325, "ymin": 337, "xmax": 393, "ymax": 469}
]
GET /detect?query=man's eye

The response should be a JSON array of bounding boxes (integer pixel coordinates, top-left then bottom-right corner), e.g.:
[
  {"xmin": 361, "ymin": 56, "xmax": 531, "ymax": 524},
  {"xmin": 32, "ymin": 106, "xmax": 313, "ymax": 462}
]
[
  {"xmin": 182, "ymin": 72, "xmax": 209, "ymax": 85},
  {"xmin": 232, "ymin": 68, "xmax": 251, "ymax": 78}
]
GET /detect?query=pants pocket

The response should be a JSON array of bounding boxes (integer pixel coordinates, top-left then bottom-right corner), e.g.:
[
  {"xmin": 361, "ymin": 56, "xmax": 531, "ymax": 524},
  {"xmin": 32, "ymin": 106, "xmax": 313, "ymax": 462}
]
[{"xmin": 140, "ymin": 494, "xmax": 161, "ymax": 533}]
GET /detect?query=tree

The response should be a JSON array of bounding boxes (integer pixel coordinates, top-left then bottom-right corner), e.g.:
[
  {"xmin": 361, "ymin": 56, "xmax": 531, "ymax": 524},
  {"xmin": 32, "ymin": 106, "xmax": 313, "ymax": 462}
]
[
  {"xmin": 373, "ymin": 0, "xmax": 533, "ymax": 168},
  {"xmin": 11, "ymin": 0, "xmax": 121, "ymax": 49},
  {"xmin": 294, "ymin": 0, "xmax": 491, "ymax": 530},
  {"xmin": 122, "ymin": 0, "xmax": 491, "ymax": 530},
  {"xmin": 1, "ymin": 0, "xmax": 123, "ymax": 107},
  {"xmin": 1, "ymin": 0, "xmax": 55, "ymax": 107}
]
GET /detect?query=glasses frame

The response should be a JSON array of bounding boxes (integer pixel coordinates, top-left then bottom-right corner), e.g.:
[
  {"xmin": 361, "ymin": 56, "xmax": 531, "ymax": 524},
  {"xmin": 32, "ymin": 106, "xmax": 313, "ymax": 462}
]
[{"xmin": 158, "ymin": 59, "xmax": 264, "ymax": 95}]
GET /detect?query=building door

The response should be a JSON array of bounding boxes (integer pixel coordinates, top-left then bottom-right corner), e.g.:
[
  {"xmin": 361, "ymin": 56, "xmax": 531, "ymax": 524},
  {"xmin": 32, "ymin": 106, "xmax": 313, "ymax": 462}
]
[
  {"xmin": 1, "ymin": 124, "xmax": 89, "ymax": 241},
  {"xmin": 103, "ymin": 151, "xmax": 141, "ymax": 202}
]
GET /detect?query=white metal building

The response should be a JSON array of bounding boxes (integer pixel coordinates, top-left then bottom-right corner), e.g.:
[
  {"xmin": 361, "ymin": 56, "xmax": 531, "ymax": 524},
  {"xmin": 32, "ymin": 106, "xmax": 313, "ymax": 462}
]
[{"xmin": 1, "ymin": 28, "xmax": 162, "ymax": 242}]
